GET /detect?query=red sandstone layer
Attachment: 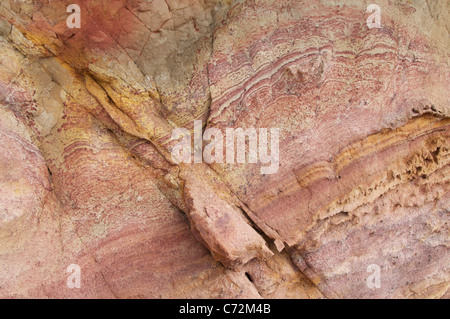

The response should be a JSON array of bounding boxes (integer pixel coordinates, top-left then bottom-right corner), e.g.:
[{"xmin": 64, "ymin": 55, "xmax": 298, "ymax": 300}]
[{"xmin": 0, "ymin": 0, "xmax": 448, "ymax": 298}]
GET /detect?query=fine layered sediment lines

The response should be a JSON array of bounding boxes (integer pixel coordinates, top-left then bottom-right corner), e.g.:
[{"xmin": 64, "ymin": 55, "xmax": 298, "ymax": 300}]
[
  {"xmin": 236, "ymin": 115, "xmax": 450, "ymax": 298},
  {"xmin": 201, "ymin": 0, "xmax": 450, "ymax": 298},
  {"xmin": 261, "ymin": 115, "xmax": 449, "ymax": 245},
  {"xmin": 293, "ymin": 171, "xmax": 450, "ymax": 298},
  {"xmin": 0, "ymin": 0, "xmax": 449, "ymax": 298}
]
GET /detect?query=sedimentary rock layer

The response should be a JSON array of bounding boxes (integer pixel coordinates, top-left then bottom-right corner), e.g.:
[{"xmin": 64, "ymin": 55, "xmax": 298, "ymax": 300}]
[{"xmin": 0, "ymin": 0, "xmax": 448, "ymax": 298}]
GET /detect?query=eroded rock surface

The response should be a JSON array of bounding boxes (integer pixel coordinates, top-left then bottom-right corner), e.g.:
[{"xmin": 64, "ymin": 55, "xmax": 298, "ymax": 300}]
[{"xmin": 0, "ymin": 0, "xmax": 448, "ymax": 298}]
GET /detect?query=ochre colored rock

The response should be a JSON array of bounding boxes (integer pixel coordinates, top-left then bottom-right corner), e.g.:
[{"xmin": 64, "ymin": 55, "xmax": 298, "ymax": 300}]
[{"xmin": 0, "ymin": 0, "xmax": 448, "ymax": 298}]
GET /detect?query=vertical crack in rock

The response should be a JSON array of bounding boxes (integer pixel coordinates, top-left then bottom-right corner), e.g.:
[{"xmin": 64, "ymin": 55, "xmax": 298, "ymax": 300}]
[
  {"xmin": 0, "ymin": 0, "xmax": 449, "ymax": 298},
  {"xmin": 182, "ymin": 167, "xmax": 273, "ymax": 269}
]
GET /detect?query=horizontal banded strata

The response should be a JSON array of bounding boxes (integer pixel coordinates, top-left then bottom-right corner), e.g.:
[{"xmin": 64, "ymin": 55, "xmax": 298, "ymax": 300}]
[{"xmin": 0, "ymin": 0, "xmax": 448, "ymax": 298}]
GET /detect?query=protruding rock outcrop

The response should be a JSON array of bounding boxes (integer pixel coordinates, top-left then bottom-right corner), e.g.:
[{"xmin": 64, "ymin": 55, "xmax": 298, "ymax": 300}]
[{"xmin": 0, "ymin": 0, "xmax": 448, "ymax": 298}]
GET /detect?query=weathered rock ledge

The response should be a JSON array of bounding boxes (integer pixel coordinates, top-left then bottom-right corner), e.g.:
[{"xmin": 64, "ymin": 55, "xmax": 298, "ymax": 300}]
[{"xmin": 0, "ymin": 0, "xmax": 448, "ymax": 298}]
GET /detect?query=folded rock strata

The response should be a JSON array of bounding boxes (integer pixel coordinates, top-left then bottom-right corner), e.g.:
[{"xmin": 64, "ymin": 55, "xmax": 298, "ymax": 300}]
[{"xmin": 0, "ymin": 0, "xmax": 448, "ymax": 298}]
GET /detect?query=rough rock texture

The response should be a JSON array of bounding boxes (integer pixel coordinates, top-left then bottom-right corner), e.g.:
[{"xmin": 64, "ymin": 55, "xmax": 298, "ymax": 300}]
[{"xmin": 0, "ymin": 0, "xmax": 448, "ymax": 298}]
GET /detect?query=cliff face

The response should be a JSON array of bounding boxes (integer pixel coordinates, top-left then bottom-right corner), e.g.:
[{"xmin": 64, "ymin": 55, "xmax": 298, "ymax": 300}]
[{"xmin": 0, "ymin": 0, "xmax": 448, "ymax": 298}]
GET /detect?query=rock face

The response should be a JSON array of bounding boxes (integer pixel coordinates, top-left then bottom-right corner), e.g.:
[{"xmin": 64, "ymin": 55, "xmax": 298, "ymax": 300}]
[{"xmin": 0, "ymin": 0, "xmax": 448, "ymax": 298}]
